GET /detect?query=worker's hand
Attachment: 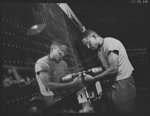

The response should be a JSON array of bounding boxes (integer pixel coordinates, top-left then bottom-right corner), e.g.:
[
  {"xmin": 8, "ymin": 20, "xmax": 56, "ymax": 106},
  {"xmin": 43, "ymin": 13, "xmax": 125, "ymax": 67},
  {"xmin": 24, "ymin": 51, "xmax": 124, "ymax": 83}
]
[
  {"xmin": 83, "ymin": 73, "xmax": 94, "ymax": 82},
  {"xmin": 61, "ymin": 74, "xmax": 73, "ymax": 82},
  {"xmin": 72, "ymin": 76, "xmax": 84, "ymax": 89}
]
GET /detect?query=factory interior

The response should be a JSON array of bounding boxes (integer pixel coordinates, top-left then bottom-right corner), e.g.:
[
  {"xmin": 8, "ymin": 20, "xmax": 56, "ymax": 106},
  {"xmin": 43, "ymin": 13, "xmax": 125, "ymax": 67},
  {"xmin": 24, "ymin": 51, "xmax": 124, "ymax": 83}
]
[{"xmin": 1, "ymin": 1, "xmax": 150, "ymax": 115}]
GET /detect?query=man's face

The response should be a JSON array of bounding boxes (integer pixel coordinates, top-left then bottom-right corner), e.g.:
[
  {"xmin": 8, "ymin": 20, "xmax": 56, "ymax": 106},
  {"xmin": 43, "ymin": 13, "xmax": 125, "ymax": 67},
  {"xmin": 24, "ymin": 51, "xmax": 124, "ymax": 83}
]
[
  {"xmin": 83, "ymin": 34, "xmax": 99, "ymax": 50},
  {"xmin": 51, "ymin": 46, "xmax": 65, "ymax": 61}
]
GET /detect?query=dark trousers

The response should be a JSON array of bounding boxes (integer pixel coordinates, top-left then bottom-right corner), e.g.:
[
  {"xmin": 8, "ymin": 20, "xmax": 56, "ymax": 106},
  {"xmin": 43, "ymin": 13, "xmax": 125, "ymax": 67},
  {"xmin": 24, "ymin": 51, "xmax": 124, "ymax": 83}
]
[{"xmin": 95, "ymin": 75, "xmax": 136, "ymax": 113}]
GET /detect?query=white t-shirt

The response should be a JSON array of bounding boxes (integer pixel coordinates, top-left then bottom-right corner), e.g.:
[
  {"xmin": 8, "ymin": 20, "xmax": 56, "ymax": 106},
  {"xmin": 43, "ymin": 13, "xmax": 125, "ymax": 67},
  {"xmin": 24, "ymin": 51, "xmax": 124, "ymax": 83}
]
[
  {"xmin": 35, "ymin": 55, "xmax": 68, "ymax": 96},
  {"xmin": 98, "ymin": 37, "xmax": 134, "ymax": 81}
]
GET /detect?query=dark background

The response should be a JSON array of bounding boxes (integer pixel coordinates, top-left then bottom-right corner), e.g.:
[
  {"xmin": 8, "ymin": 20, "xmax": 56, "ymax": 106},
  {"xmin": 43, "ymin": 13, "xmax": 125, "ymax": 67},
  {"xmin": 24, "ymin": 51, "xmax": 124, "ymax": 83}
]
[{"xmin": 1, "ymin": 1, "xmax": 150, "ymax": 114}]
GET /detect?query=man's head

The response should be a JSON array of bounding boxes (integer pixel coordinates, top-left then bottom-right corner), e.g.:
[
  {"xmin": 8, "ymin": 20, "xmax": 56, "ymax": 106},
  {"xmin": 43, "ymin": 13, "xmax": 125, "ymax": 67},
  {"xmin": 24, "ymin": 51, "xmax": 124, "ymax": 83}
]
[
  {"xmin": 82, "ymin": 29, "xmax": 103, "ymax": 50},
  {"xmin": 49, "ymin": 41, "xmax": 67, "ymax": 62}
]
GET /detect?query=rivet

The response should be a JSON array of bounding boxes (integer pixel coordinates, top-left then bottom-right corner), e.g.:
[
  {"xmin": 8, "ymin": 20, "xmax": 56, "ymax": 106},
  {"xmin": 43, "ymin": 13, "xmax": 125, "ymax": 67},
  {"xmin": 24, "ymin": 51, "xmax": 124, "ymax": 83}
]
[
  {"xmin": 8, "ymin": 43, "xmax": 10, "ymax": 46},
  {"xmin": 9, "ymin": 21, "xmax": 12, "ymax": 24},
  {"xmin": 12, "ymin": 44, "xmax": 14, "ymax": 47},
  {"xmin": 3, "ymin": 43, "xmax": 6, "ymax": 46},
  {"xmin": 4, "ymin": 31, "xmax": 7, "ymax": 34},
  {"xmin": 5, "ymin": 19, "xmax": 8, "ymax": 22}
]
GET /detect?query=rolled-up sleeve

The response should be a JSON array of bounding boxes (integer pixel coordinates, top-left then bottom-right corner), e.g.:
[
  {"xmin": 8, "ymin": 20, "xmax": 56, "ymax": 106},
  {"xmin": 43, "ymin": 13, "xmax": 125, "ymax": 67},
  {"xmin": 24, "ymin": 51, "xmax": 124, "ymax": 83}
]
[{"xmin": 104, "ymin": 39, "xmax": 119, "ymax": 57}]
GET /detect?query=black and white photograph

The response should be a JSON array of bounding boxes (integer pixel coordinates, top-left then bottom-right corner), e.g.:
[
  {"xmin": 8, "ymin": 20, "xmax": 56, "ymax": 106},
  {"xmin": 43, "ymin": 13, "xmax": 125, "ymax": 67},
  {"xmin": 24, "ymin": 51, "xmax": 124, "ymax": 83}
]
[{"xmin": 1, "ymin": 0, "xmax": 150, "ymax": 115}]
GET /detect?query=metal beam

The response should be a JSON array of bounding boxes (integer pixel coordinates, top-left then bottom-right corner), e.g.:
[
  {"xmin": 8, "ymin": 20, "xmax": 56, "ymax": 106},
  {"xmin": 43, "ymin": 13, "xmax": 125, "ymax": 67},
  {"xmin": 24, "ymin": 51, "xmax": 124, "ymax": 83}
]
[{"xmin": 57, "ymin": 3, "xmax": 86, "ymax": 32}]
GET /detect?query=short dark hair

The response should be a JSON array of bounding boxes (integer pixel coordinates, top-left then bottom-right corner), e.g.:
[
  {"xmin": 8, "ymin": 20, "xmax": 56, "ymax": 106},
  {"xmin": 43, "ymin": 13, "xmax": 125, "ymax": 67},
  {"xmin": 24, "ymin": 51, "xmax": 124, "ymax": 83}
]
[
  {"xmin": 82, "ymin": 29, "xmax": 97, "ymax": 39},
  {"xmin": 50, "ymin": 41, "xmax": 68, "ymax": 53}
]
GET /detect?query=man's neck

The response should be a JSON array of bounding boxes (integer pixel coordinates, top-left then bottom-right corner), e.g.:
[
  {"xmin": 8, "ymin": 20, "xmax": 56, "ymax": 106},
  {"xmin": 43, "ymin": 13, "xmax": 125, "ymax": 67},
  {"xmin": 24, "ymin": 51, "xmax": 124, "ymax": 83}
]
[
  {"xmin": 48, "ymin": 55, "xmax": 61, "ymax": 63},
  {"xmin": 98, "ymin": 38, "xmax": 104, "ymax": 50}
]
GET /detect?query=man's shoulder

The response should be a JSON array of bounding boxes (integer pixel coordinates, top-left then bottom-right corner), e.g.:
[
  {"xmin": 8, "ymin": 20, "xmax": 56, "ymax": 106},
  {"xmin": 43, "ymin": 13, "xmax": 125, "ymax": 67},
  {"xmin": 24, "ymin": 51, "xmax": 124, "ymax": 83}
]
[
  {"xmin": 36, "ymin": 56, "xmax": 48, "ymax": 63},
  {"xmin": 104, "ymin": 37, "xmax": 121, "ymax": 45},
  {"xmin": 104, "ymin": 37, "xmax": 117, "ymax": 41},
  {"xmin": 35, "ymin": 56, "xmax": 50, "ymax": 72},
  {"xmin": 37, "ymin": 56, "xmax": 48, "ymax": 62}
]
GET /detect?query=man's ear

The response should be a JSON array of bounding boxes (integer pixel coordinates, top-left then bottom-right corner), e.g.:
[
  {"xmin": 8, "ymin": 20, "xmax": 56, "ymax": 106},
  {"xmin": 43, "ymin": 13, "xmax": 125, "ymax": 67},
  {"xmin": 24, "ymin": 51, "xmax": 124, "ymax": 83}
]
[
  {"xmin": 92, "ymin": 34, "xmax": 98, "ymax": 40},
  {"xmin": 91, "ymin": 34, "xmax": 96, "ymax": 38}
]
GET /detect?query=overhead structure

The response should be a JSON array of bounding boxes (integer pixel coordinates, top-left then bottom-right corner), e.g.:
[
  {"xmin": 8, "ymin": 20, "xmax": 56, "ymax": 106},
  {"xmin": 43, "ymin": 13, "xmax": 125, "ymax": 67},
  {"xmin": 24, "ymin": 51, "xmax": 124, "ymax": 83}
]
[{"xmin": 57, "ymin": 3, "xmax": 86, "ymax": 32}]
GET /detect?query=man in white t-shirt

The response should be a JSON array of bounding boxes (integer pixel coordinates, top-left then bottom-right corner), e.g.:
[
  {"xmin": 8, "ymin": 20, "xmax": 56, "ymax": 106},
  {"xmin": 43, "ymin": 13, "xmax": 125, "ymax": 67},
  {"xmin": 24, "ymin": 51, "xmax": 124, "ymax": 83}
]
[
  {"xmin": 35, "ymin": 41, "xmax": 83, "ymax": 108},
  {"xmin": 82, "ymin": 29, "xmax": 136, "ymax": 113}
]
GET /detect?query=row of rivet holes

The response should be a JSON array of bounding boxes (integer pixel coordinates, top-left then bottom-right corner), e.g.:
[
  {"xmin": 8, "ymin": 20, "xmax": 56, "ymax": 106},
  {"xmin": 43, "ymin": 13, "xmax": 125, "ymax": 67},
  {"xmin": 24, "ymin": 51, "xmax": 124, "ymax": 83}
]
[
  {"xmin": 2, "ymin": 17, "xmax": 26, "ymax": 31},
  {"xmin": 1, "ymin": 92, "xmax": 40, "ymax": 106},
  {"xmin": 3, "ymin": 42, "xmax": 48, "ymax": 55},
  {"xmin": 3, "ymin": 31, "xmax": 50, "ymax": 49},
  {"xmin": 3, "ymin": 59, "xmax": 35, "ymax": 66},
  {"xmin": 2, "ymin": 17, "xmax": 53, "ymax": 48}
]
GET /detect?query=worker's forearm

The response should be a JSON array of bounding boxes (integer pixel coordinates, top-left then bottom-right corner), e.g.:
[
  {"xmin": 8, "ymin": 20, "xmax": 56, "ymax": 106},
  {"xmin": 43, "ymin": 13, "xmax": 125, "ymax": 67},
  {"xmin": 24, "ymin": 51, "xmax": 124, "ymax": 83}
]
[
  {"xmin": 93, "ymin": 67, "xmax": 117, "ymax": 81},
  {"xmin": 45, "ymin": 81, "xmax": 75, "ymax": 91}
]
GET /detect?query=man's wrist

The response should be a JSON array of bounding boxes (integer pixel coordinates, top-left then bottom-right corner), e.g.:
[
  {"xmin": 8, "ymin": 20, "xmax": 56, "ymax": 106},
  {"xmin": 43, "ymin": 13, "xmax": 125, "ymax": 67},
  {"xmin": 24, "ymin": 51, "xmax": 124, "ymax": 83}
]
[
  {"xmin": 70, "ymin": 81, "xmax": 75, "ymax": 87},
  {"xmin": 92, "ymin": 76, "xmax": 95, "ymax": 81}
]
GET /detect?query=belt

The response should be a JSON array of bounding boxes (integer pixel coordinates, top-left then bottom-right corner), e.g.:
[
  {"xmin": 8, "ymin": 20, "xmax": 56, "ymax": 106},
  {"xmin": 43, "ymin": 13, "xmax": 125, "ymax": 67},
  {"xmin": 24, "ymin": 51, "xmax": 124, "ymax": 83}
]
[
  {"xmin": 101, "ymin": 76, "xmax": 116, "ymax": 88},
  {"xmin": 102, "ymin": 74, "xmax": 133, "ymax": 89}
]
